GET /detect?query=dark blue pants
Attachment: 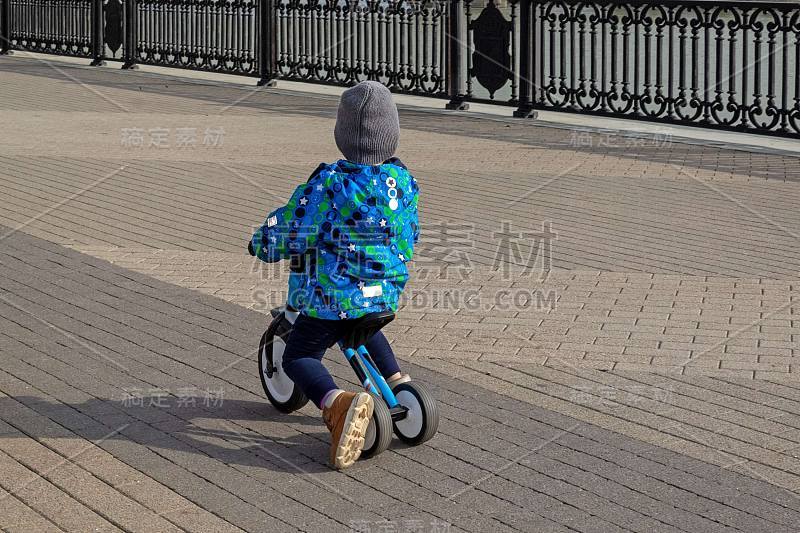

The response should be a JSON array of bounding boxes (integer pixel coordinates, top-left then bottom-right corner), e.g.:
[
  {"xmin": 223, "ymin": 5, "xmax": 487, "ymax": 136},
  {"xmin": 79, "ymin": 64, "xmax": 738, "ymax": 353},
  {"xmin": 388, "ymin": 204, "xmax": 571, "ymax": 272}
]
[{"xmin": 282, "ymin": 314, "xmax": 402, "ymax": 408}]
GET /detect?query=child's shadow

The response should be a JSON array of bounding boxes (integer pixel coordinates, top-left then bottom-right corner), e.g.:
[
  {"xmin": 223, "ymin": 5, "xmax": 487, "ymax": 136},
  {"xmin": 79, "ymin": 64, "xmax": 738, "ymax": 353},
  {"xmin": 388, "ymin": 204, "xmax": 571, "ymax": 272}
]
[{"xmin": 3, "ymin": 395, "xmax": 347, "ymax": 474}]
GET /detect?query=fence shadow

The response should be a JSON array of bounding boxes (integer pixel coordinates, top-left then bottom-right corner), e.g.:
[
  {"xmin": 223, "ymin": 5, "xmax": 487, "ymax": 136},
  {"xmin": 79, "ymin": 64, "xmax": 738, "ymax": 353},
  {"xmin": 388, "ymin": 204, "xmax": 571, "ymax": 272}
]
[{"xmin": 2, "ymin": 56, "xmax": 797, "ymax": 184}]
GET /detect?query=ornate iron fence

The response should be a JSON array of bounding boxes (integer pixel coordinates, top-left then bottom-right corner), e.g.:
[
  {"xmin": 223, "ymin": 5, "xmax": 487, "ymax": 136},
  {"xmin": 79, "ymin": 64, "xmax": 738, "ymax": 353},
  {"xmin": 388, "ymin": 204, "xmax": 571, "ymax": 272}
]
[
  {"xmin": 275, "ymin": 0, "xmax": 448, "ymax": 95},
  {"xmin": 0, "ymin": 0, "xmax": 798, "ymax": 136},
  {"xmin": 3, "ymin": 0, "xmax": 94, "ymax": 57},
  {"xmin": 132, "ymin": 0, "xmax": 258, "ymax": 74},
  {"xmin": 510, "ymin": 0, "xmax": 800, "ymax": 135}
]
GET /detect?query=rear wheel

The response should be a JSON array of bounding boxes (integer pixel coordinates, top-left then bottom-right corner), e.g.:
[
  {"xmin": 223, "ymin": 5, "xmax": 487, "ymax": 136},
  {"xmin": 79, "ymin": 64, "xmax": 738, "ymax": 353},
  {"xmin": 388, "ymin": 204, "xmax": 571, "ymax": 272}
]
[
  {"xmin": 361, "ymin": 393, "xmax": 393, "ymax": 459},
  {"xmin": 258, "ymin": 316, "xmax": 308, "ymax": 413},
  {"xmin": 392, "ymin": 382, "xmax": 439, "ymax": 446}
]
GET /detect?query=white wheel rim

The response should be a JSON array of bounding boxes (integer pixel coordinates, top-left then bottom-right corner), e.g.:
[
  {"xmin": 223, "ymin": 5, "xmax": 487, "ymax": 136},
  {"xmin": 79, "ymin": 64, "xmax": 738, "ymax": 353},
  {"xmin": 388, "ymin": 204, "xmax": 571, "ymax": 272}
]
[
  {"xmin": 363, "ymin": 417, "xmax": 376, "ymax": 451},
  {"xmin": 262, "ymin": 337, "xmax": 295, "ymax": 403},
  {"xmin": 395, "ymin": 390, "xmax": 424, "ymax": 438}
]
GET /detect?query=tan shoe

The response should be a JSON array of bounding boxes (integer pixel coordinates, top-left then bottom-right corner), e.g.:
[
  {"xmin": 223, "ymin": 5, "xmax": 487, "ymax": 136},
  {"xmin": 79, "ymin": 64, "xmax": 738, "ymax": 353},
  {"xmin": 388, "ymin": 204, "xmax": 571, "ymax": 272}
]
[{"xmin": 322, "ymin": 391, "xmax": 374, "ymax": 469}]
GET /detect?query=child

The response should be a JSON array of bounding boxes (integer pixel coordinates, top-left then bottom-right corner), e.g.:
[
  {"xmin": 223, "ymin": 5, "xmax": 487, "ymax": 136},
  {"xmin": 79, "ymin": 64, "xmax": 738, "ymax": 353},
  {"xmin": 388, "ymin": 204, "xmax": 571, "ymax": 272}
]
[{"xmin": 249, "ymin": 81, "xmax": 419, "ymax": 469}]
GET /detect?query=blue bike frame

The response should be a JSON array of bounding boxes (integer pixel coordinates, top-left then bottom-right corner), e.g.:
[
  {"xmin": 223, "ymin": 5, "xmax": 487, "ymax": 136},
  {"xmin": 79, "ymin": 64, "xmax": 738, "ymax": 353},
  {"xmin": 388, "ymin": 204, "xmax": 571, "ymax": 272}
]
[{"xmin": 342, "ymin": 346, "xmax": 400, "ymax": 408}]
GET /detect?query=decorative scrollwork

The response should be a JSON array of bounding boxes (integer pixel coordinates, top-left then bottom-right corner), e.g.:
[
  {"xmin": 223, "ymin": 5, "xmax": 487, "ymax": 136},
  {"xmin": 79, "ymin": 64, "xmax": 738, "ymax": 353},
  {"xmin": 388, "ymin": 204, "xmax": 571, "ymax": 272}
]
[
  {"xmin": 277, "ymin": 0, "xmax": 447, "ymax": 95},
  {"xmin": 572, "ymin": 2, "xmax": 602, "ymax": 112},
  {"xmin": 8, "ymin": 0, "xmax": 94, "ymax": 57},
  {"xmin": 605, "ymin": 4, "xmax": 636, "ymax": 116},
  {"xmin": 513, "ymin": 0, "xmax": 798, "ymax": 136},
  {"xmin": 671, "ymin": 5, "xmax": 704, "ymax": 123},
  {"xmin": 135, "ymin": 0, "xmax": 258, "ymax": 75}
]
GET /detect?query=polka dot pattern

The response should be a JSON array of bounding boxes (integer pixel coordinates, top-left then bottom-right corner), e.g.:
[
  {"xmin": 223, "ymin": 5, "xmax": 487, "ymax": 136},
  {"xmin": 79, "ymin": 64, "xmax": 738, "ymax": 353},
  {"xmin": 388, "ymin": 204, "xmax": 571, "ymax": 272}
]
[{"xmin": 251, "ymin": 158, "xmax": 419, "ymax": 320}]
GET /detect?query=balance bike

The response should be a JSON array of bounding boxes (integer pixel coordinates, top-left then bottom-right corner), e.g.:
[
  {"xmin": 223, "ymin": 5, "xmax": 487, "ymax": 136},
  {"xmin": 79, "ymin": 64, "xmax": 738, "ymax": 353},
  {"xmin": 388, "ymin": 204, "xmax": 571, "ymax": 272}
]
[{"xmin": 258, "ymin": 306, "xmax": 439, "ymax": 458}]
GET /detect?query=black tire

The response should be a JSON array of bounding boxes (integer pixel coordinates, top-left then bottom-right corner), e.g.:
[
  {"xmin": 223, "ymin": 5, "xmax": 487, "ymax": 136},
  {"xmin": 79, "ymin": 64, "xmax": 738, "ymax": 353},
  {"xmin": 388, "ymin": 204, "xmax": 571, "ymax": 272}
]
[
  {"xmin": 361, "ymin": 393, "xmax": 393, "ymax": 459},
  {"xmin": 391, "ymin": 382, "xmax": 439, "ymax": 446},
  {"xmin": 258, "ymin": 315, "xmax": 308, "ymax": 413}
]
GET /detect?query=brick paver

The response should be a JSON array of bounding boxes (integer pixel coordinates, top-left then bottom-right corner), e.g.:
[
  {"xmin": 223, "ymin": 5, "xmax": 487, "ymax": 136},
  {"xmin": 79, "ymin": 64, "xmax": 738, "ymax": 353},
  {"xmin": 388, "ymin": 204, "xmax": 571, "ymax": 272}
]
[{"xmin": 1, "ymin": 54, "xmax": 800, "ymax": 532}]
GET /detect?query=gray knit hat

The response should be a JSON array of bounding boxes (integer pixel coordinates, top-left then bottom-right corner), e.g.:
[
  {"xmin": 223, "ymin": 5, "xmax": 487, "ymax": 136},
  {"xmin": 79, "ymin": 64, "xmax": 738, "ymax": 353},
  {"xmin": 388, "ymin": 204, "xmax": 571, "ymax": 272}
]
[{"xmin": 334, "ymin": 81, "xmax": 400, "ymax": 166}]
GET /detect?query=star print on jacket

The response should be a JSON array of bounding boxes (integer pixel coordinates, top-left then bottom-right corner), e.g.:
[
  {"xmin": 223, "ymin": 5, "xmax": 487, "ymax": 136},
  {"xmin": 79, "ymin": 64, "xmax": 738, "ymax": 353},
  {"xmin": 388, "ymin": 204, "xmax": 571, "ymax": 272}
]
[{"xmin": 251, "ymin": 158, "xmax": 420, "ymax": 320}]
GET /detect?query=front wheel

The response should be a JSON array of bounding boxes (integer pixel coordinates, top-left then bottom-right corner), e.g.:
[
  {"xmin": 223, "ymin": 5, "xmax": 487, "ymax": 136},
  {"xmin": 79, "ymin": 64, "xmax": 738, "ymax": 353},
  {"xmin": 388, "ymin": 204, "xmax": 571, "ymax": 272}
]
[
  {"xmin": 392, "ymin": 382, "xmax": 439, "ymax": 446},
  {"xmin": 258, "ymin": 316, "xmax": 308, "ymax": 413},
  {"xmin": 361, "ymin": 393, "xmax": 393, "ymax": 459}
]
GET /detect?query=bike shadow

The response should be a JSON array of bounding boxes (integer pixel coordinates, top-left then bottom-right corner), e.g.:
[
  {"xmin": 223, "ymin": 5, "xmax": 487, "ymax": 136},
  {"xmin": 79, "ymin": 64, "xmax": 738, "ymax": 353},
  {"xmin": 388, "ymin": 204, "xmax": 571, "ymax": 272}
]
[{"xmin": 1, "ymin": 394, "xmax": 353, "ymax": 474}]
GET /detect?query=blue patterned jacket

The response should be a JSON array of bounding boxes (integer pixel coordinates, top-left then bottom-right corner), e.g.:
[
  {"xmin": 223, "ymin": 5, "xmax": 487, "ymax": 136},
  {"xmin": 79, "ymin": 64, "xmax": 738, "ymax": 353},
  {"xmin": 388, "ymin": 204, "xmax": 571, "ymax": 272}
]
[{"xmin": 250, "ymin": 158, "xmax": 419, "ymax": 320}]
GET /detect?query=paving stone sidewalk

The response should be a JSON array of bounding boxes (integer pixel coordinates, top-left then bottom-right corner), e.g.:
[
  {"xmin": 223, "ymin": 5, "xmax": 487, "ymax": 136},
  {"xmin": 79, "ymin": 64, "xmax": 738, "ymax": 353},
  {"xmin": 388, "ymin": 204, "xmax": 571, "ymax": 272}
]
[
  {"xmin": 1, "ymin": 57, "xmax": 799, "ymax": 378},
  {"xmin": 85, "ymin": 248, "xmax": 799, "ymax": 379},
  {"xmin": 3, "ymin": 228, "xmax": 800, "ymax": 533},
  {"xmin": 1, "ymin": 54, "xmax": 800, "ymax": 532}
]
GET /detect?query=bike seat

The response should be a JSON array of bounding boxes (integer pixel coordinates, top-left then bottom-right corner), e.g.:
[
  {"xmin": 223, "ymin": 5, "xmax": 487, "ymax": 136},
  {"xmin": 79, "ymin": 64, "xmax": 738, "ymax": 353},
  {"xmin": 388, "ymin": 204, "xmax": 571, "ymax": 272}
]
[{"xmin": 340, "ymin": 311, "xmax": 395, "ymax": 349}]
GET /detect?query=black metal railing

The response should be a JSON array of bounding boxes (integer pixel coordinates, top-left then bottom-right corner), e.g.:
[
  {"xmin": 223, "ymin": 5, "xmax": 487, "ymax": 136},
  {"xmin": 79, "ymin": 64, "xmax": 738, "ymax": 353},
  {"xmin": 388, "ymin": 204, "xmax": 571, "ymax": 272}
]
[
  {"xmin": 0, "ymin": 0, "xmax": 798, "ymax": 136},
  {"xmin": 3, "ymin": 0, "xmax": 94, "ymax": 57},
  {"xmin": 275, "ymin": 0, "xmax": 447, "ymax": 95},
  {"xmin": 133, "ymin": 0, "xmax": 258, "ymax": 74},
  {"xmin": 511, "ymin": 0, "xmax": 800, "ymax": 135}
]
